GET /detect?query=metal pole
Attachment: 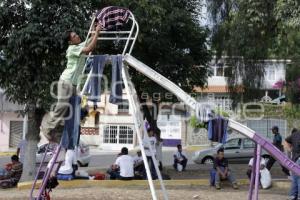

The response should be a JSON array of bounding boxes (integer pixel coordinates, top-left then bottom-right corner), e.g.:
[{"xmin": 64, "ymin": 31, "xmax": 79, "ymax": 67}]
[
  {"xmin": 253, "ymin": 144, "xmax": 261, "ymax": 200},
  {"xmin": 248, "ymin": 145, "xmax": 257, "ymax": 200},
  {"xmin": 143, "ymin": 124, "xmax": 169, "ymax": 200},
  {"xmin": 121, "ymin": 65, "xmax": 157, "ymax": 200}
]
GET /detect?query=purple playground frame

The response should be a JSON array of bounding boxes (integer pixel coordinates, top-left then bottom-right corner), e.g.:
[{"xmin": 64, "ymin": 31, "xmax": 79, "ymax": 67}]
[
  {"xmin": 248, "ymin": 144, "xmax": 261, "ymax": 200},
  {"xmin": 30, "ymin": 144, "xmax": 62, "ymax": 200},
  {"xmin": 247, "ymin": 132, "xmax": 300, "ymax": 200},
  {"xmin": 252, "ymin": 133, "xmax": 300, "ymax": 175}
]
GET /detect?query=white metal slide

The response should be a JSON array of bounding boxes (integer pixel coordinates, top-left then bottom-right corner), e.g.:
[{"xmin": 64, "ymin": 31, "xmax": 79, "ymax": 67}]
[{"xmin": 123, "ymin": 54, "xmax": 300, "ymax": 176}]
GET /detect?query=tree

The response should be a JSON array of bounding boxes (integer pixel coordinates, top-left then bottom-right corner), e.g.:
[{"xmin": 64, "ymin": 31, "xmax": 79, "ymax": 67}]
[
  {"xmin": 0, "ymin": 0, "xmax": 211, "ymax": 181},
  {"xmin": 113, "ymin": 0, "xmax": 212, "ymax": 131},
  {"xmin": 0, "ymin": 0, "xmax": 98, "ymax": 181},
  {"xmin": 207, "ymin": 0, "xmax": 280, "ymax": 107}
]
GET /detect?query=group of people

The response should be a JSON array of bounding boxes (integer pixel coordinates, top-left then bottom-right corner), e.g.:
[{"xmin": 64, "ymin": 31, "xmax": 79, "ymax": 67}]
[{"xmin": 107, "ymin": 129, "xmax": 188, "ymax": 180}]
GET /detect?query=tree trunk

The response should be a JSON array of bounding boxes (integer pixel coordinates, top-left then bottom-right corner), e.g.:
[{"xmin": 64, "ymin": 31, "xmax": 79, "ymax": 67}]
[
  {"xmin": 138, "ymin": 96, "xmax": 161, "ymax": 134},
  {"xmin": 20, "ymin": 105, "xmax": 45, "ymax": 182}
]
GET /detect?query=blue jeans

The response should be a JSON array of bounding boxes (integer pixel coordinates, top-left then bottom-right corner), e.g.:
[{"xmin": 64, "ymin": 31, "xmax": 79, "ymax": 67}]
[
  {"xmin": 289, "ymin": 158, "xmax": 300, "ymax": 199},
  {"xmin": 60, "ymin": 95, "xmax": 81, "ymax": 149},
  {"xmin": 215, "ymin": 167, "xmax": 236, "ymax": 184},
  {"xmin": 0, "ymin": 168, "xmax": 8, "ymax": 176}
]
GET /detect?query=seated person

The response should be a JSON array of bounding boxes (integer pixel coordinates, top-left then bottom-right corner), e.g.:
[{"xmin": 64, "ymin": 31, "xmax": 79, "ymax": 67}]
[
  {"xmin": 247, "ymin": 157, "xmax": 271, "ymax": 189},
  {"xmin": 114, "ymin": 147, "xmax": 134, "ymax": 180},
  {"xmin": 213, "ymin": 148, "xmax": 238, "ymax": 190},
  {"xmin": 247, "ymin": 157, "xmax": 267, "ymax": 179},
  {"xmin": 0, "ymin": 163, "xmax": 12, "ymax": 177},
  {"xmin": 0, "ymin": 155, "xmax": 23, "ymax": 189},
  {"xmin": 107, "ymin": 153, "xmax": 122, "ymax": 180},
  {"xmin": 133, "ymin": 150, "xmax": 144, "ymax": 178},
  {"xmin": 173, "ymin": 144, "xmax": 188, "ymax": 171}
]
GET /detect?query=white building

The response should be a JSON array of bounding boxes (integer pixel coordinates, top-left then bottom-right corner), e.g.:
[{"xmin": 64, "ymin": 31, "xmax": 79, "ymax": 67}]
[{"xmin": 194, "ymin": 59, "xmax": 288, "ymax": 111}]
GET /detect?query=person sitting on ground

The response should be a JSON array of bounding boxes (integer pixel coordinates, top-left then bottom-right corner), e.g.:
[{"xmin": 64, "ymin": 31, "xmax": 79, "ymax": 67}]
[
  {"xmin": 247, "ymin": 157, "xmax": 267, "ymax": 179},
  {"xmin": 133, "ymin": 150, "xmax": 144, "ymax": 178},
  {"xmin": 114, "ymin": 147, "xmax": 134, "ymax": 180},
  {"xmin": 107, "ymin": 153, "xmax": 122, "ymax": 180},
  {"xmin": 0, "ymin": 162, "xmax": 13, "ymax": 177},
  {"xmin": 214, "ymin": 148, "xmax": 238, "ymax": 190},
  {"xmin": 247, "ymin": 157, "xmax": 272, "ymax": 189},
  {"xmin": 0, "ymin": 155, "xmax": 23, "ymax": 189},
  {"xmin": 173, "ymin": 144, "xmax": 188, "ymax": 171}
]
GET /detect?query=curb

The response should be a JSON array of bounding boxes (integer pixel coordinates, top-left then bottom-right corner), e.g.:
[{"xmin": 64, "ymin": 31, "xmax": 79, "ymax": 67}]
[
  {"xmin": 18, "ymin": 179, "xmax": 289, "ymax": 190},
  {"xmin": 0, "ymin": 152, "xmax": 15, "ymax": 157},
  {"xmin": 185, "ymin": 146, "xmax": 207, "ymax": 152}
]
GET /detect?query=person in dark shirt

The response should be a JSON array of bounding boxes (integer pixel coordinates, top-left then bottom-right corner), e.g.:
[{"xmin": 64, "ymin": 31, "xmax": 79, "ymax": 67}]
[
  {"xmin": 266, "ymin": 126, "xmax": 290, "ymax": 176},
  {"xmin": 285, "ymin": 128, "xmax": 300, "ymax": 200},
  {"xmin": 214, "ymin": 148, "xmax": 238, "ymax": 190}
]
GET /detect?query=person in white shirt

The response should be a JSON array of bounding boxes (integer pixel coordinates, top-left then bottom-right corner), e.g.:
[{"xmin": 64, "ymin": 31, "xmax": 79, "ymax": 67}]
[
  {"xmin": 114, "ymin": 147, "xmax": 134, "ymax": 180},
  {"xmin": 173, "ymin": 144, "xmax": 188, "ymax": 171},
  {"xmin": 142, "ymin": 130, "xmax": 157, "ymax": 179},
  {"xmin": 247, "ymin": 157, "xmax": 266, "ymax": 179},
  {"xmin": 247, "ymin": 157, "xmax": 272, "ymax": 189}
]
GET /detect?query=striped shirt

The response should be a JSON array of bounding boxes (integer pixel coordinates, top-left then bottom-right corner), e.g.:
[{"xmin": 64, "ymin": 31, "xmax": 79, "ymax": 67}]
[{"xmin": 96, "ymin": 6, "xmax": 130, "ymax": 30}]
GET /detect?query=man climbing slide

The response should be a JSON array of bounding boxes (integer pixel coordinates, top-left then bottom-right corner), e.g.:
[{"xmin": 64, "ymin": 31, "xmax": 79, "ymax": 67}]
[{"xmin": 41, "ymin": 24, "xmax": 101, "ymax": 143}]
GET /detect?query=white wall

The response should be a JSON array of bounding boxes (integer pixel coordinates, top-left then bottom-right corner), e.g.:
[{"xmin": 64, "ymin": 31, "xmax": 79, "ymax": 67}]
[{"xmin": 0, "ymin": 112, "xmax": 23, "ymax": 151}]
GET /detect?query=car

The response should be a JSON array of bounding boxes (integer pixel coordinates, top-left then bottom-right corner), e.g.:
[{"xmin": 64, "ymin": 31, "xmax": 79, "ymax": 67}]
[
  {"xmin": 192, "ymin": 137, "xmax": 270, "ymax": 165},
  {"xmin": 36, "ymin": 141, "xmax": 91, "ymax": 167}
]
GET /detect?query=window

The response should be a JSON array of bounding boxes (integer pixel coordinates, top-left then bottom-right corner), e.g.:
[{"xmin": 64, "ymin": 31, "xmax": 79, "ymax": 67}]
[
  {"xmin": 224, "ymin": 138, "xmax": 241, "ymax": 150},
  {"xmin": 119, "ymin": 125, "xmax": 133, "ymax": 144},
  {"xmin": 243, "ymin": 138, "xmax": 255, "ymax": 149},
  {"xmin": 118, "ymin": 100, "xmax": 129, "ymax": 113},
  {"xmin": 103, "ymin": 125, "xmax": 134, "ymax": 144},
  {"xmin": 267, "ymin": 67, "xmax": 275, "ymax": 81},
  {"xmin": 104, "ymin": 125, "xmax": 118, "ymax": 144}
]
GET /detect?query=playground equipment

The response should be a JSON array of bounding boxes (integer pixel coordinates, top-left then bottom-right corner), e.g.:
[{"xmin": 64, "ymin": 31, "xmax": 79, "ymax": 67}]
[{"xmin": 30, "ymin": 8, "xmax": 300, "ymax": 200}]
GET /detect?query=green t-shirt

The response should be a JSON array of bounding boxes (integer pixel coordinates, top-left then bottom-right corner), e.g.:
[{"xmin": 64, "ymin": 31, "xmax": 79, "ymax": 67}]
[{"xmin": 60, "ymin": 41, "xmax": 86, "ymax": 85}]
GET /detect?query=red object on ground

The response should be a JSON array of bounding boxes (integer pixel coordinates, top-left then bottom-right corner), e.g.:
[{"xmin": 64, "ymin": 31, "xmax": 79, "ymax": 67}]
[{"xmin": 94, "ymin": 173, "xmax": 105, "ymax": 180}]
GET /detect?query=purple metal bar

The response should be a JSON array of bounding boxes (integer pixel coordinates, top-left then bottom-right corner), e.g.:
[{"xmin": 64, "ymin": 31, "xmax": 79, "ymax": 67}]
[
  {"xmin": 30, "ymin": 144, "xmax": 50, "ymax": 200},
  {"xmin": 248, "ymin": 145, "xmax": 257, "ymax": 200},
  {"xmin": 253, "ymin": 144, "xmax": 261, "ymax": 200},
  {"xmin": 252, "ymin": 133, "xmax": 300, "ymax": 175},
  {"xmin": 35, "ymin": 144, "xmax": 62, "ymax": 200}
]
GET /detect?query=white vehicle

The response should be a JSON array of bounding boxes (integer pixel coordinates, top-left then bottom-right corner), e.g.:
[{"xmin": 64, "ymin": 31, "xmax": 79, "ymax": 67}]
[{"xmin": 36, "ymin": 141, "xmax": 91, "ymax": 167}]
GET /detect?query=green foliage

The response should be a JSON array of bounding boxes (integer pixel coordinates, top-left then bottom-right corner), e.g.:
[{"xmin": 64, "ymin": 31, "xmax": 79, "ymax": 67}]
[
  {"xmin": 113, "ymin": 0, "xmax": 212, "ymax": 102},
  {"xmin": 0, "ymin": 0, "xmax": 211, "ymax": 109},
  {"xmin": 283, "ymin": 104, "xmax": 300, "ymax": 120},
  {"xmin": 0, "ymin": 0, "xmax": 100, "ymax": 108},
  {"xmin": 189, "ymin": 115, "xmax": 206, "ymax": 129},
  {"xmin": 214, "ymin": 107, "xmax": 229, "ymax": 118},
  {"xmin": 207, "ymin": 0, "xmax": 300, "ymax": 107}
]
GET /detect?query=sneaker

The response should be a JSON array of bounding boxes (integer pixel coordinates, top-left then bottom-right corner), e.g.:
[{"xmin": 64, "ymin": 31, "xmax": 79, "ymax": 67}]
[
  {"xmin": 47, "ymin": 148, "xmax": 66, "ymax": 168},
  {"xmin": 215, "ymin": 182, "xmax": 221, "ymax": 190},
  {"xmin": 232, "ymin": 182, "xmax": 239, "ymax": 189}
]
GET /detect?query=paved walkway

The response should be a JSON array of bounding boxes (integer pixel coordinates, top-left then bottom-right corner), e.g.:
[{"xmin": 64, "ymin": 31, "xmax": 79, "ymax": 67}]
[{"xmin": 2, "ymin": 185, "xmax": 289, "ymax": 200}]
